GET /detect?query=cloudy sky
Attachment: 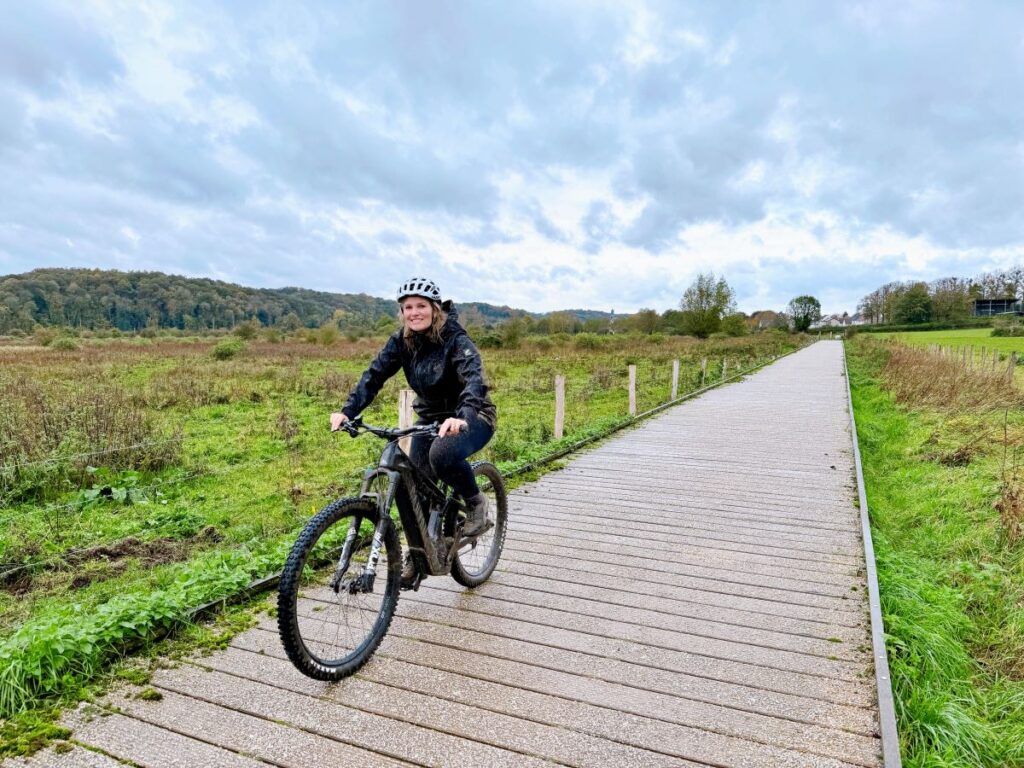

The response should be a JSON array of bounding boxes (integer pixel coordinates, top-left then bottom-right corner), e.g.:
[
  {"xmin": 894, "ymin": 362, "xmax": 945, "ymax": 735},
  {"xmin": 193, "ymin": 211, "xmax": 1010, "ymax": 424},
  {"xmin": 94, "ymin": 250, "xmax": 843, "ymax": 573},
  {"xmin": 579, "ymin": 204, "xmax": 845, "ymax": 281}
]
[{"xmin": 1, "ymin": 1, "xmax": 1022, "ymax": 314}]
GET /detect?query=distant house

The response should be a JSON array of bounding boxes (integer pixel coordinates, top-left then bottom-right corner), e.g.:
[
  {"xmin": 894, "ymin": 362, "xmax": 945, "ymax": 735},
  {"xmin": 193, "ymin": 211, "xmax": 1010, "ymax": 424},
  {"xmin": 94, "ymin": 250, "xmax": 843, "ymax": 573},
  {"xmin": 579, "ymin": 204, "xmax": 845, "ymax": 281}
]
[
  {"xmin": 973, "ymin": 298, "xmax": 1021, "ymax": 316},
  {"xmin": 810, "ymin": 312, "xmax": 866, "ymax": 329}
]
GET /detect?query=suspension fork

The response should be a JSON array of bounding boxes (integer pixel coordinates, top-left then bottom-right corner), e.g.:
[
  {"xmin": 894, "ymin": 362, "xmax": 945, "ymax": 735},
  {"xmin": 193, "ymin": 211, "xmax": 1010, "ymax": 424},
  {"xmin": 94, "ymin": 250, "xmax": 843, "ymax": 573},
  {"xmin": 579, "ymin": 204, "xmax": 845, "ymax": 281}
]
[{"xmin": 328, "ymin": 469, "xmax": 399, "ymax": 592}]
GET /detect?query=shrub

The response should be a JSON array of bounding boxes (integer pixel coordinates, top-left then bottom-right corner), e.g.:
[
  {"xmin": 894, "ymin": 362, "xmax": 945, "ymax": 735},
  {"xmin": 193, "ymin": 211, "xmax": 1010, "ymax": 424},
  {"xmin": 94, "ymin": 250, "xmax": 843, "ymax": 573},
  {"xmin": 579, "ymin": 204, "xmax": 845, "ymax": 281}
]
[
  {"xmin": 234, "ymin": 321, "xmax": 259, "ymax": 340},
  {"xmin": 49, "ymin": 337, "xmax": 79, "ymax": 351},
  {"xmin": 530, "ymin": 337, "xmax": 554, "ymax": 352},
  {"xmin": 478, "ymin": 334, "xmax": 503, "ymax": 349},
  {"xmin": 991, "ymin": 316, "xmax": 1024, "ymax": 337},
  {"xmin": 317, "ymin": 324, "xmax": 340, "ymax": 346},
  {"xmin": 721, "ymin": 313, "xmax": 748, "ymax": 337},
  {"xmin": 212, "ymin": 339, "xmax": 245, "ymax": 360},
  {"xmin": 33, "ymin": 328, "xmax": 58, "ymax": 347},
  {"xmin": 574, "ymin": 333, "xmax": 602, "ymax": 350}
]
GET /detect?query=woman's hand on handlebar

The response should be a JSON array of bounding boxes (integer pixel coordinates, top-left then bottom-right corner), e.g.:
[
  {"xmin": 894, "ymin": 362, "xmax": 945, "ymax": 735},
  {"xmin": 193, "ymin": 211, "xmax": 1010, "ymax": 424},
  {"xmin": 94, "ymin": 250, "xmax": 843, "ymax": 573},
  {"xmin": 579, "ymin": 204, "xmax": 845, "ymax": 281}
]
[
  {"xmin": 438, "ymin": 417, "xmax": 468, "ymax": 438},
  {"xmin": 329, "ymin": 412, "xmax": 349, "ymax": 432}
]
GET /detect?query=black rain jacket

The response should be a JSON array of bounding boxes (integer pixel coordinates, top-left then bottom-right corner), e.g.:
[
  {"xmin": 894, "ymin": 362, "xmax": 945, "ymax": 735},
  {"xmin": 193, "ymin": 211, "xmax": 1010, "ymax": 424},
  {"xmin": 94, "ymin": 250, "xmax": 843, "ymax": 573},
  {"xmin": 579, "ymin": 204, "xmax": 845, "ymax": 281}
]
[{"xmin": 341, "ymin": 303, "xmax": 497, "ymax": 427}]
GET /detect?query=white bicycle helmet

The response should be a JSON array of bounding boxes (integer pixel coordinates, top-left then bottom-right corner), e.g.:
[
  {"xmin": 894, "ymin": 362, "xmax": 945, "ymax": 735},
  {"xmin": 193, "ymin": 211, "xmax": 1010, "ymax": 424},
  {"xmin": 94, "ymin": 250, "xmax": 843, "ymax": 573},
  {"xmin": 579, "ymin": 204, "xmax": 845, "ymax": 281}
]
[{"xmin": 397, "ymin": 277, "xmax": 442, "ymax": 303}]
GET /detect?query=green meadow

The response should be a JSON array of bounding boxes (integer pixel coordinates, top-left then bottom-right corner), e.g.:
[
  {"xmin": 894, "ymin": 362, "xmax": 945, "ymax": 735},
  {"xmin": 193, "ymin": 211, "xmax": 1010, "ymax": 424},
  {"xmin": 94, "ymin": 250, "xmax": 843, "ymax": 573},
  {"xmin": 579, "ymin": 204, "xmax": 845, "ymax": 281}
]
[{"xmin": 876, "ymin": 327, "xmax": 1024, "ymax": 354}]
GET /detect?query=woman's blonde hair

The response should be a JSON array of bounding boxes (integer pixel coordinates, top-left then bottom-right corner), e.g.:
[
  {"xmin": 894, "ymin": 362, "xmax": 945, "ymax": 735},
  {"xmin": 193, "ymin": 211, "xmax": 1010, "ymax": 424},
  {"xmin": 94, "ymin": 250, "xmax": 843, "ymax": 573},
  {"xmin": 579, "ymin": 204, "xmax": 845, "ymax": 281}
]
[{"xmin": 400, "ymin": 299, "xmax": 447, "ymax": 346}]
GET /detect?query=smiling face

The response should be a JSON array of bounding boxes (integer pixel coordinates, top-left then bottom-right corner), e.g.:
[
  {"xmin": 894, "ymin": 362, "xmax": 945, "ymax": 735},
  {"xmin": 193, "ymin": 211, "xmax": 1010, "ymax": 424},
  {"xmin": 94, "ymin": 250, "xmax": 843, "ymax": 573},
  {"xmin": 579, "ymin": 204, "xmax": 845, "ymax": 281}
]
[{"xmin": 401, "ymin": 296, "xmax": 434, "ymax": 333}]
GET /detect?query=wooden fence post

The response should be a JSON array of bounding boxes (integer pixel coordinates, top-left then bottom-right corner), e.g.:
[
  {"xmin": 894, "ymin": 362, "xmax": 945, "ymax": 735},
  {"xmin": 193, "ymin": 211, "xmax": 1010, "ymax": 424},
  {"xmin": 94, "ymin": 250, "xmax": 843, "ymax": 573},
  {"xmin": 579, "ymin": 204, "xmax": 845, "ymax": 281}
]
[
  {"xmin": 554, "ymin": 375, "xmax": 565, "ymax": 440},
  {"xmin": 1008, "ymin": 353, "xmax": 1017, "ymax": 385},
  {"xmin": 700, "ymin": 358, "xmax": 708, "ymax": 388},
  {"xmin": 722, "ymin": 357, "xmax": 728, "ymax": 380},
  {"xmin": 671, "ymin": 359, "xmax": 679, "ymax": 400},
  {"xmin": 628, "ymin": 365, "xmax": 637, "ymax": 416},
  {"xmin": 398, "ymin": 389, "xmax": 416, "ymax": 453}
]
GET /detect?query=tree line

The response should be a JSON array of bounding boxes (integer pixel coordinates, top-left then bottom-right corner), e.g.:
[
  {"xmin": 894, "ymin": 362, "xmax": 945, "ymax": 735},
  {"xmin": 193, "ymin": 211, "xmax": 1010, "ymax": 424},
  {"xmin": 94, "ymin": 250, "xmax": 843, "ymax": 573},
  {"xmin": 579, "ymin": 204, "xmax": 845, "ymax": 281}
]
[
  {"xmin": 1, "ymin": 267, "xmax": 816, "ymax": 342},
  {"xmin": 0, "ymin": 269, "xmax": 528, "ymax": 335},
  {"xmin": 858, "ymin": 267, "xmax": 1024, "ymax": 325}
]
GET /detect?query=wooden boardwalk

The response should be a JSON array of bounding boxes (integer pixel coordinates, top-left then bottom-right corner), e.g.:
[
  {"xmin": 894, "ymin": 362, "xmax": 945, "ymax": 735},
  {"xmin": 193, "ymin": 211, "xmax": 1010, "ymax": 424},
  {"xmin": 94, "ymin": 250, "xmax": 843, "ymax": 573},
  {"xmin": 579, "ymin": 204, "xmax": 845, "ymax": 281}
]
[{"xmin": 12, "ymin": 341, "xmax": 884, "ymax": 768}]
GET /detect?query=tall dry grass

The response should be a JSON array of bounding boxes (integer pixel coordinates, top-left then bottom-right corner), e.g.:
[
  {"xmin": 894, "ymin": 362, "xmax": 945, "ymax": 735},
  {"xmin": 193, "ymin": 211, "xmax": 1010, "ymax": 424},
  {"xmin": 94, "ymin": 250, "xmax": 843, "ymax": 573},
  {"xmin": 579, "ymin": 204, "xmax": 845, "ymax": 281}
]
[
  {"xmin": 0, "ymin": 379, "xmax": 181, "ymax": 505},
  {"xmin": 882, "ymin": 343, "xmax": 1024, "ymax": 411}
]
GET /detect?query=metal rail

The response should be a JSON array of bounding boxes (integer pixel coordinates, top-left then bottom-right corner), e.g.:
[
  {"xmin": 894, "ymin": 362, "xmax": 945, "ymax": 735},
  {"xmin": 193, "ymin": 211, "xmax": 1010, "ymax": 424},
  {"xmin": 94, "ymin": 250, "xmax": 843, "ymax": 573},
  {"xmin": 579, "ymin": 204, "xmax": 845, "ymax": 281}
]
[{"xmin": 842, "ymin": 341, "xmax": 903, "ymax": 767}]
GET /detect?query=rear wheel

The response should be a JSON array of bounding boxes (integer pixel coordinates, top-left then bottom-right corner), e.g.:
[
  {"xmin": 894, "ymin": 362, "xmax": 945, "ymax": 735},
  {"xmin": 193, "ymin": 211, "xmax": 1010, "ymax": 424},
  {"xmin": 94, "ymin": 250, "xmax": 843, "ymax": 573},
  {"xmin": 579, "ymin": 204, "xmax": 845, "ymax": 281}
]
[
  {"xmin": 277, "ymin": 496, "xmax": 400, "ymax": 680},
  {"xmin": 451, "ymin": 462, "xmax": 507, "ymax": 587}
]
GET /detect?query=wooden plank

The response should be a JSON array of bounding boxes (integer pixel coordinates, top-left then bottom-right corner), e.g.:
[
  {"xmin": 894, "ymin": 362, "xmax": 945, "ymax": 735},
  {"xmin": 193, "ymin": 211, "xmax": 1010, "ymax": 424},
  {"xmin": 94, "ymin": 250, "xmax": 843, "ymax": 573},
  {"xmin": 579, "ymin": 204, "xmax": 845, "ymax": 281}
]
[
  {"xmin": 554, "ymin": 374, "xmax": 565, "ymax": 440},
  {"xmin": 398, "ymin": 388, "xmax": 415, "ymax": 453},
  {"xmin": 628, "ymin": 364, "xmax": 637, "ymax": 416}
]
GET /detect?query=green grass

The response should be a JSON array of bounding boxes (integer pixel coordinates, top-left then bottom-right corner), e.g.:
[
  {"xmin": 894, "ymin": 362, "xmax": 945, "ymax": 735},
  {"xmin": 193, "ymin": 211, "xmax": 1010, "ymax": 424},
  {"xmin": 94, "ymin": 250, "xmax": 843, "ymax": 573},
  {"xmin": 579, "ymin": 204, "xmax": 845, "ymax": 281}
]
[
  {"xmin": 847, "ymin": 339, "xmax": 1024, "ymax": 767},
  {"xmin": 876, "ymin": 327, "xmax": 1024, "ymax": 354}
]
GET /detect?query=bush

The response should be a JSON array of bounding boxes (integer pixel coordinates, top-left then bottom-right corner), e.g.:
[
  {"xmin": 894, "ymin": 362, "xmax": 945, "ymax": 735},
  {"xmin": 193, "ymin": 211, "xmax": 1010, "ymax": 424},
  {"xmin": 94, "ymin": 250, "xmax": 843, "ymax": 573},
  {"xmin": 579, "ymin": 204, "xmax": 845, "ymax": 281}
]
[
  {"xmin": 33, "ymin": 328, "xmax": 58, "ymax": 347},
  {"xmin": 851, "ymin": 318, "xmax": 993, "ymax": 335},
  {"xmin": 991, "ymin": 316, "xmax": 1024, "ymax": 337},
  {"xmin": 530, "ymin": 337, "xmax": 554, "ymax": 352},
  {"xmin": 212, "ymin": 338, "xmax": 245, "ymax": 360},
  {"xmin": 317, "ymin": 324, "xmax": 340, "ymax": 346},
  {"xmin": 574, "ymin": 333, "xmax": 602, "ymax": 350},
  {"xmin": 721, "ymin": 313, "xmax": 748, "ymax": 337},
  {"xmin": 49, "ymin": 337, "xmax": 79, "ymax": 351},
  {"xmin": 234, "ymin": 321, "xmax": 260, "ymax": 340},
  {"xmin": 478, "ymin": 334, "xmax": 503, "ymax": 349}
]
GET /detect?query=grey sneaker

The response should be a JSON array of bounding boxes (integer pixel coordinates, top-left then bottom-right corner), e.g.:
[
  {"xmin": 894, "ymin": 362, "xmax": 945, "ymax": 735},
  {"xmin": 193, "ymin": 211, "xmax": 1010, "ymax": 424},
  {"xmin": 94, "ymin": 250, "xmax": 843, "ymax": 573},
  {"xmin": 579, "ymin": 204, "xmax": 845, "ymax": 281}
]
[
  {"xmin": 463, "ymin": 493, "xmax": 489, "ymax": 537},
  {"xmin": 401, "ymin": 551, "xmax": 418, "ymax": 589}
]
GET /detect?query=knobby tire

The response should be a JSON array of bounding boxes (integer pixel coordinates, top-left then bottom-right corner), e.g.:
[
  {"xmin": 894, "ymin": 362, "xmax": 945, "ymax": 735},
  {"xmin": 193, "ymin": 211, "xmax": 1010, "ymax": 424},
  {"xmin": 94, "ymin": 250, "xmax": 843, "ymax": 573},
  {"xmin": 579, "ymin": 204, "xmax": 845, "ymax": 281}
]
[
  {"xmin": 277, "ymin": 496, "xmax": 400, "ymax": 680},
  {"xmin": 451, "ymin": 461, "xmax": 508, "ymax": 587}
]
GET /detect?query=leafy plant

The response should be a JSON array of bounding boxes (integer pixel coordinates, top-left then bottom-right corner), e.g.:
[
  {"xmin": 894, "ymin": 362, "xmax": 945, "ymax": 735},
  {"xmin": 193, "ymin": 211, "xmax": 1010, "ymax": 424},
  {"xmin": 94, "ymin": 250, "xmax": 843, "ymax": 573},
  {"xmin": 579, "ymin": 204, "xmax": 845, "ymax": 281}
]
[
  {"xmin": 76, "ymin": 468, "xmax": 149, "ymax": 508},
  {"xmin": 212, "ymin": 338, "xmax": 245, "ymax": 360}
]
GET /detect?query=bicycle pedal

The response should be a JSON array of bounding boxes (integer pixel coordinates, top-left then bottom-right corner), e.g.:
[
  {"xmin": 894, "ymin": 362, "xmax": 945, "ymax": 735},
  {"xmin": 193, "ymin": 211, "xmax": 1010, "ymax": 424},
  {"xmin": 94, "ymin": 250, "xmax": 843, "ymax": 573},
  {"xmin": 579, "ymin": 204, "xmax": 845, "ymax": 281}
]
[{"xmin": 400, "ymin": 571, "xmax": 426, "ymax": 592}]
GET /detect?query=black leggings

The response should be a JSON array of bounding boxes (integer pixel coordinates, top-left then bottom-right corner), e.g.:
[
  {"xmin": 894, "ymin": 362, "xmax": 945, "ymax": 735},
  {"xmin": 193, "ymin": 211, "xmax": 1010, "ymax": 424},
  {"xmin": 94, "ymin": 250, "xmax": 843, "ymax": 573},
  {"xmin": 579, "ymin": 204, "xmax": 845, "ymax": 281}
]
[{"xmin": 407, "ymin": 415, "xmax": 494, "ymax": 499}]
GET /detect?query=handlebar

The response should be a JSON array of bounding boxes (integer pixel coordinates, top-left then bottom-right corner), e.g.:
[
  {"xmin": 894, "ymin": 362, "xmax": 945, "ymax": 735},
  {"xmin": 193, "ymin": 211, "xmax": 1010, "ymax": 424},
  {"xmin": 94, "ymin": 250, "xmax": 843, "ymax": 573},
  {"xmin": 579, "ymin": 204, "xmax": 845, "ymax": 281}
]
[{"xmin": 339, "ymin": 417, "xmax": 439, "ymax": 440}]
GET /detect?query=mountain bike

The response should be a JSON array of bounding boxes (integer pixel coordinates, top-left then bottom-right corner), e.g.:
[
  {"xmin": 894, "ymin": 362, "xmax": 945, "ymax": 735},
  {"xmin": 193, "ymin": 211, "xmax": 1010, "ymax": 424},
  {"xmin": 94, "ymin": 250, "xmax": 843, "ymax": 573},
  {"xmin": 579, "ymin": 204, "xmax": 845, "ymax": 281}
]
[{"xmin": 277, "ymin": 417, "xmax": 508, "ymax": 680}]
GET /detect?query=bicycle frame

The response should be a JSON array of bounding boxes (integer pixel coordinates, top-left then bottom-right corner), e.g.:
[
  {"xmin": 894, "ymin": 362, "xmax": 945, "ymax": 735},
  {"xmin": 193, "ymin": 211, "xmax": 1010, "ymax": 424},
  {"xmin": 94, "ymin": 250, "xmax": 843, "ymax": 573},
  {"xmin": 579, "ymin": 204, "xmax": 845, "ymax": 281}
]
[{"xmin": 356, "ymin": 437, "xmax": 461, "ymax": 576}]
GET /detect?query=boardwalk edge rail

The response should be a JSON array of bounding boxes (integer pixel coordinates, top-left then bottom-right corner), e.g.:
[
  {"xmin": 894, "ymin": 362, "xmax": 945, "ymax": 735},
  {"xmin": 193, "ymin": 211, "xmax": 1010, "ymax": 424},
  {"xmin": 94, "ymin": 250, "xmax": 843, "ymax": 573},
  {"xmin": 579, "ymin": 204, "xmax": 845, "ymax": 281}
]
[
  {"xmin": 188, "ymin": 343, "xmax": 807, "ymax": 618},
  {"xmin": 842, "ymin": 341, "xmax": 903, "ymax": 768}
]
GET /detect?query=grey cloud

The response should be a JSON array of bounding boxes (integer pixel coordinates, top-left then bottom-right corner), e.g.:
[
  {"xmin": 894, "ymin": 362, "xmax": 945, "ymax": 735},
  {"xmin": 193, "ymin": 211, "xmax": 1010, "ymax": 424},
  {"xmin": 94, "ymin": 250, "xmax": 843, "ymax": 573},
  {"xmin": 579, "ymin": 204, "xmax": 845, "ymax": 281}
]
[
  {"xmin": 580, "ymin": 201, "xmax": 616, "ymax": 254},
  {"xmin": 3, "ymin": 0, "xmax": 1024, "ymax": 314},
  {"xmin": 0, "ymin": 3, "xmax": 122, "ymax": 92},
  {"xmin": 232, "ymin": 73, "xmax": 499, "ymax": 219},
  {"xmin": 454, "ymin": 221, "xmax": 521, "ymax": 249},
  {"xmin": 31, "ymin": 107, "xmax": 248, "ymax": 206},
  {"xmin": 522, "ymin": 199, "xmax": 568, "ymax": 243}
]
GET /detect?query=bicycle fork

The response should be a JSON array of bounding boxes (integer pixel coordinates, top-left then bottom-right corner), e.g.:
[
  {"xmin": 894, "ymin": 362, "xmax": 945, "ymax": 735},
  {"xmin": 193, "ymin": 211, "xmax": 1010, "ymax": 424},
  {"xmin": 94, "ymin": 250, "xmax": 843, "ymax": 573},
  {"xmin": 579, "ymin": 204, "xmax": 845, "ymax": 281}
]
[{"xmin": 329, "ymin": 514, "xmax": 390, "ymax": 595}]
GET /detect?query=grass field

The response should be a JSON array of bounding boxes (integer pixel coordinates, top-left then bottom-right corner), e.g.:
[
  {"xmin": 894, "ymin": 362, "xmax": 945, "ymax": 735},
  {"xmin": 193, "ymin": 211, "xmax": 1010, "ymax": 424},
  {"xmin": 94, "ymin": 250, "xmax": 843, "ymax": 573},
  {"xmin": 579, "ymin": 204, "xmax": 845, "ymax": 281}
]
[
  {"xmin": 848, "ymin": 338, "xmax": 1024, "ymax": 767},
  {"xmin": 876, "ymin": 327, "xmax": 1024, "ymax": 354},
  {"xmin": 0, "ymin": 330, "xmax": 801, "ymax": 737}
]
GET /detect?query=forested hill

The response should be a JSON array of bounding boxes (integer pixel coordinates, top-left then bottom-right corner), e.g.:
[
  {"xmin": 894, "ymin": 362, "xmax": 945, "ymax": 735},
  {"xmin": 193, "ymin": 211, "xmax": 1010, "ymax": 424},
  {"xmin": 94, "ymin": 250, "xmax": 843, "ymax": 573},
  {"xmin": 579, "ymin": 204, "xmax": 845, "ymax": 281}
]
[{"xmin": 0, "ymin": 268, "xmax": 609, "ymax": 333}]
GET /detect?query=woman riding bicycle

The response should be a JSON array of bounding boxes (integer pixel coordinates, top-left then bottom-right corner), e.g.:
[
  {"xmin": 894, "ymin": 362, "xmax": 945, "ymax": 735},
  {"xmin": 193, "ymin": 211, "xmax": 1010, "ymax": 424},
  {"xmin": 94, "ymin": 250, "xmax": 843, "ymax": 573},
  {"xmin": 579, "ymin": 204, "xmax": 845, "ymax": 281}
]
[{"xmin": 330, "ymin": 277, "xmax": 497, "ymax": 540}]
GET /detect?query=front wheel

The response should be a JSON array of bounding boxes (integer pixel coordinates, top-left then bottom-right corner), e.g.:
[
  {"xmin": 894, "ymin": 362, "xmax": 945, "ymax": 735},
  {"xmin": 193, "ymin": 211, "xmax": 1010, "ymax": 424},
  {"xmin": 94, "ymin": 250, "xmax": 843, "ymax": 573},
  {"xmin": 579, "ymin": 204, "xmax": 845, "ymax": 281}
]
[
  {"xmin": 277, "ymin": 496, "xmax": 400, "ymax": 680},
  {"xmin": 451, "ymin": 462, "xmax": 508, "ymax": 587}
]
